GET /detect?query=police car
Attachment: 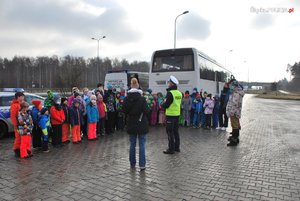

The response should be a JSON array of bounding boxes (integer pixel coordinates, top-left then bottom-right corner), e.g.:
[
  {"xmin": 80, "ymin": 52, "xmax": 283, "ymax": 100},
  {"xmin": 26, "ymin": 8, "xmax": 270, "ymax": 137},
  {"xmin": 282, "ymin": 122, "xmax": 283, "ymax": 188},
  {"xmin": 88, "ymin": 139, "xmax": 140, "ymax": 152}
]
[{"xmin": 0, "ymin": 89, "xmax": 45, "ymax": 139}]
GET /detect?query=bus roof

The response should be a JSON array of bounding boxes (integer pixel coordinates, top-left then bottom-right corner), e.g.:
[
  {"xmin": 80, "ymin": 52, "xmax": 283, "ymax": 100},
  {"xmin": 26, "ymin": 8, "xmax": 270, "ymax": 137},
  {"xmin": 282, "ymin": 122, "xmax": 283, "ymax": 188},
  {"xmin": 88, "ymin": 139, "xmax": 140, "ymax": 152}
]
[{"xmin": 107, "ymin": 70, "xmax": 149, "ymax": 74}]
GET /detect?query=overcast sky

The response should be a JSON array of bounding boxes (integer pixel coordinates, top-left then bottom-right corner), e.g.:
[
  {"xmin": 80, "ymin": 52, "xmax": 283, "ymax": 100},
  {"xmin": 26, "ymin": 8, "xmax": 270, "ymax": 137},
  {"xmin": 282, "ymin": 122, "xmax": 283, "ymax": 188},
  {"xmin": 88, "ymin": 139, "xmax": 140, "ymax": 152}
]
[{"xmin": 0, "ymin": 0, "xmax": 299, "ymax": 82}]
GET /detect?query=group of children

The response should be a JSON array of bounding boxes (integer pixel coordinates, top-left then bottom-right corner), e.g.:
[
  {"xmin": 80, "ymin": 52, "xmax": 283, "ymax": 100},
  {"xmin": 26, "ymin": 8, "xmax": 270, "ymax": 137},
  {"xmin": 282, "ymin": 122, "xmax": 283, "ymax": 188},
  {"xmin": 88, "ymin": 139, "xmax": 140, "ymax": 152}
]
[
  {"xmin": 142, "ymin": 88, "xmax": 226, "ymax": 130},
  {"xmin": 13, "ymin": 83, "xmax": 229, "ymax": 159},
  {"xmin": 180, "ymin": 89, "xmax": 221, "ymax": 129}
]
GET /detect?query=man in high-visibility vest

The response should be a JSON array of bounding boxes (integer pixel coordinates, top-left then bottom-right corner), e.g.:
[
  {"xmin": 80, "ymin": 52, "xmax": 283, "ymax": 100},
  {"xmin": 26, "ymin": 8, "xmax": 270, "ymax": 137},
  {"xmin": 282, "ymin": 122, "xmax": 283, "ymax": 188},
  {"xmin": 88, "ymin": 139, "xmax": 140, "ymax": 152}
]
[{"xmin": 163, "ymin": 75, "xmax": 183, "ymax": 154}]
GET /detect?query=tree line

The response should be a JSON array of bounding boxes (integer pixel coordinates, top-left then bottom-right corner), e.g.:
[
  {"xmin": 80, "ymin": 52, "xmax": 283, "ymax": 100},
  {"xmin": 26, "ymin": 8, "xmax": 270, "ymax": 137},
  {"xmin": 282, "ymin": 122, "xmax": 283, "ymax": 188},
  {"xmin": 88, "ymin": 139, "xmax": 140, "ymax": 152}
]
[
  {"xmin": 276, "ymin": 62, "xmax": 300, "ymax": 92},
  {"xmin": 0, "ymin": 56, "xmax": 149, "ymax": 90}
]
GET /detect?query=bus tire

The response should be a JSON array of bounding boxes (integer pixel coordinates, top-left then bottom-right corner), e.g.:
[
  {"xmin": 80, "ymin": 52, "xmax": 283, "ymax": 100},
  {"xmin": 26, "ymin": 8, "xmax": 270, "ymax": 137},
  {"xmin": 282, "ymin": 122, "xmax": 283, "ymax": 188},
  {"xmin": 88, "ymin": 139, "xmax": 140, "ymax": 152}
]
[{"xmin": 0, "ymin": 121, "xmax": 8, "ymax": 139}]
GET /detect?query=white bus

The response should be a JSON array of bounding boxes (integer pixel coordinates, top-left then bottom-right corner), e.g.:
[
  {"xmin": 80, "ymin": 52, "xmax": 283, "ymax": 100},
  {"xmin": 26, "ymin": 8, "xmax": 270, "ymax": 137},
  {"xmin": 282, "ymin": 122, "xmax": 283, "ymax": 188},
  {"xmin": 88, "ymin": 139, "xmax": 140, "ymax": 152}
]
[
  {"xmin": 149, "ymin": 48, "xmax": 233, "ymax": 95},
  {"xmin": 104, "ymin": 70, "xmax": 149, "ymax": 92}
]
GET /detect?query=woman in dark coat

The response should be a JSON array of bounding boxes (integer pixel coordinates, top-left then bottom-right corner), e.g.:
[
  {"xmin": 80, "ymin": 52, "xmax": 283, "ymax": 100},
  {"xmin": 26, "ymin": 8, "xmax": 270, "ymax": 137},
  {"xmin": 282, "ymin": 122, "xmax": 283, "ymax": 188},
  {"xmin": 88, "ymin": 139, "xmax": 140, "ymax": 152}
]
[{"xmin": 123, "ymin": 78, "xmax": 149, "ymax": 171}]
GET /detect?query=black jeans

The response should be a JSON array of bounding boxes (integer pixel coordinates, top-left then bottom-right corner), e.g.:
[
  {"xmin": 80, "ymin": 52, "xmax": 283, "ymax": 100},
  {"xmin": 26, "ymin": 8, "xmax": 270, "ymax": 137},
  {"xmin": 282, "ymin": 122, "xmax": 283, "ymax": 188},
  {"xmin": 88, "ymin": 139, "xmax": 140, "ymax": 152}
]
[
  {"xmin": 81, "ymin": 115, "xmax": 88, "ymax": 136},
  {"xmin": 97, "ymin": 118, "xmax": 105, "ymax": 134},
  {"xmin": 106, "ymin": 112, "xmax": 116, "ymax": 134},
  {"xmin": 32, "ymin": 124, "xmax": 42, "ymax": 148},
  {"xmin": 205, "ymin": 114, "xmax": 212, "ymax": 128},
  {"xmin": 219, "ymin": 107, "xmax": 228, "ymax": 127},
  {"xmin": 166, "ymin": 116, "xmax": 180, "ymax": 152},
  {"xmin": 52, "ymin": 124, "xmax": 62, "ymax": 146}
]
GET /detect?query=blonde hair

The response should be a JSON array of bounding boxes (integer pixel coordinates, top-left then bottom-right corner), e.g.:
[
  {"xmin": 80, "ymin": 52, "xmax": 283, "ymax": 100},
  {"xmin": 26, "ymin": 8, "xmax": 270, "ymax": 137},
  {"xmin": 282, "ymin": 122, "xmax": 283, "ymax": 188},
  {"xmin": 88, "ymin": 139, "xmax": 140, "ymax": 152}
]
[{"xmin": 130, "ymin": 78, "xmax": 139, "ymax": 89}]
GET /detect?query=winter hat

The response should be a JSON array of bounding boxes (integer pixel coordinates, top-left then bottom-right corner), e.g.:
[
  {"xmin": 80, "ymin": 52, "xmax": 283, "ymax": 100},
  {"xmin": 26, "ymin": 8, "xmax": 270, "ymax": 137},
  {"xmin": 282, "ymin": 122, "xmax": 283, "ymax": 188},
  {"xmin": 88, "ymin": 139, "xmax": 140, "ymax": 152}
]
[
  {"xmin": 90, "ymin": 95, "xmax": 97, "ymax": 101},
  {"xmin": 40, "ymin": 107, "xmax": 48, "ymax": 115},
  {"xmin": 53, "ymin": 95, "xmax": 61, "ymax": 103},
  {"xmin": 207, "ymin": 94, "xmax": 212, "ymax": 98},
  {"xmin": 130, "ymin": 78, "xmax": 139, "ymax": 89},
  {"xmin": 47, "ymin": 90, "xmax": 54, "ymax": 99},
  {"xmin": 32, "ymin": 100, "xmax": 42, "ymax": 108},
  {"xmin": 185, "ymin": 90, "xmax": 190, "ymax": 95},
  {"xmin": 147, "ymin": 88, "xmax": 152, "ymax": 94},
  {"xmin": 73, "ymin": 98, "xmax": 81, "ymax": 105},
  {"xmin": 193, "ymin": 87, "xmax": 198, "ymax": 91}
]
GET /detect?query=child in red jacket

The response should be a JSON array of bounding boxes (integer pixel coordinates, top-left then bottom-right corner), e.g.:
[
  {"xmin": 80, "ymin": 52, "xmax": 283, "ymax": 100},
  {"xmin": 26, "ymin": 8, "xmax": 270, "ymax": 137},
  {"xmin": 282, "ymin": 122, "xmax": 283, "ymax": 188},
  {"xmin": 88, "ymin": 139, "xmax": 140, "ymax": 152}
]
[{"xmin": 50, "ymin": 96, "xmax": 65, "ymax": 147}]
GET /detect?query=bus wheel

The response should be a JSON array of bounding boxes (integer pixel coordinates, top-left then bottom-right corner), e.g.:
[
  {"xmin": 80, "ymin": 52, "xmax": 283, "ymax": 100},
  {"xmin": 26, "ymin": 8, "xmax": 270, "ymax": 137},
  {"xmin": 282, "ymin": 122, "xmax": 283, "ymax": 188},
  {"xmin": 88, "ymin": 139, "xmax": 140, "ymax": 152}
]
[{"xmin": 0, "ymin": 121, "xmax": 8, "ymax": 139}]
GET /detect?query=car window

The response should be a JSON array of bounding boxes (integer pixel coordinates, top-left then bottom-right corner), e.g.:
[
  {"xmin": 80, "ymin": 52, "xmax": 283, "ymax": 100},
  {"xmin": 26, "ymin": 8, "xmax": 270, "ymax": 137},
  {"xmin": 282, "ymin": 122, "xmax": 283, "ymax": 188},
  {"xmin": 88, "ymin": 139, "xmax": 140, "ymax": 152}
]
[{"xmin": 0, "ymin": 96, "xmax": 14, "ymax": 106}]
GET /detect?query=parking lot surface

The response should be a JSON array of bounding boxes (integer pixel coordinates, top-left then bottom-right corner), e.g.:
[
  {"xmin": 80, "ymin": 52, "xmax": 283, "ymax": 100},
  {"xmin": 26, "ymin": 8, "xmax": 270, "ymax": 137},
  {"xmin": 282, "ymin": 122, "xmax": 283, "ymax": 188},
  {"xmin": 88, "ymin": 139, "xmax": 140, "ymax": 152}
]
[{"xmin": 0, "ymin": 95, "xmax": 300, "ymax": 201}]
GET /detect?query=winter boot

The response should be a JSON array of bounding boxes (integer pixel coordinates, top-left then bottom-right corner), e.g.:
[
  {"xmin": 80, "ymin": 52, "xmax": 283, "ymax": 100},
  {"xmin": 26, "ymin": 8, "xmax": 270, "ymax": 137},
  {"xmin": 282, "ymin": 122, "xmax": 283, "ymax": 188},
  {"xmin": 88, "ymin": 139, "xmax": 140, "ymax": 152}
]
[
  {"xmin": 227, "ymin": 129, "xmax": 239, "ymax": 146},
  {"xmin": 14, "ymin": 149, "xmax": 20, "ymax": 158},
  {"xmin": 234, "ymin": 129, "xmax": 240, "ymax": 144},
  {"xmin": 227, "ymin": 138, "xmax": 238, "ymax": 146}
]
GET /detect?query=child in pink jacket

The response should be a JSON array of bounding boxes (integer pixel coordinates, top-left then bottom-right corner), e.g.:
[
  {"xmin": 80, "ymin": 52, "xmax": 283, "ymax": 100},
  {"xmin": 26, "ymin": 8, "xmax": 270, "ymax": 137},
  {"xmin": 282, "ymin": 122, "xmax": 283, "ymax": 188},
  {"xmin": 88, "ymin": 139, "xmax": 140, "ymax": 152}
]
[{"xmin": 204, "ymin": 94, "xmax": 214, "ymax": 129}]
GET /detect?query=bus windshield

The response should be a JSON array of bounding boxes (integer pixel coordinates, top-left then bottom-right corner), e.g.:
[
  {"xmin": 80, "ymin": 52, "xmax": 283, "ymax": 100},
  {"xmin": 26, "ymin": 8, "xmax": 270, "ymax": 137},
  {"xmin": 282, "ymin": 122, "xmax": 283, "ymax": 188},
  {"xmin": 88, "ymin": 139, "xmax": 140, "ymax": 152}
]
[{"xmin": 152, "ymin": 49, "xmax": 194, "ymax": 72}]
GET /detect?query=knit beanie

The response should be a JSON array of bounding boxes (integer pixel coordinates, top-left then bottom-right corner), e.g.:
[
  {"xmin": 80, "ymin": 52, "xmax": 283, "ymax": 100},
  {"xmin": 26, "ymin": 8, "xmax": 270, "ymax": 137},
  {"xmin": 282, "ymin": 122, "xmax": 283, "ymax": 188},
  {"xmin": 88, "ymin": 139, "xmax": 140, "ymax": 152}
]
[{"xmin": 32, "ymin": 100, "xmax": 42, "ymax": 108}]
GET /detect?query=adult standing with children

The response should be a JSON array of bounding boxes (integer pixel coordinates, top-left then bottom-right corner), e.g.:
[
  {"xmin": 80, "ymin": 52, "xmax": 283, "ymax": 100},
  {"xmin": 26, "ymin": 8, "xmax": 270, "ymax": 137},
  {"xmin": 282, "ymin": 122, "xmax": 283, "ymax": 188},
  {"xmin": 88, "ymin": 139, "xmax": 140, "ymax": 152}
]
[
  {"xmin": 123, "ymin": 78, "xmax": 149, "ymax": 171},
  {"xmin": 163, "ymin": 75, "xmax": 182, "ymax": 154},
  {"xmin": 226, "ymin": 79, "xmax": 245, "ymax": 146}
]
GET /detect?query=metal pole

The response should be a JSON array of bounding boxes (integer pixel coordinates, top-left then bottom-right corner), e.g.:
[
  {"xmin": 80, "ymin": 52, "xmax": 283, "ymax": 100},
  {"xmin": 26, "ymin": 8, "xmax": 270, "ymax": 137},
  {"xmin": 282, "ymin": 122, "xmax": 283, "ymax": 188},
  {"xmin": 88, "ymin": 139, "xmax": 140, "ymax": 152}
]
[
  {"xmin": 248, "ymin": 66, "xmax": 250, "ymax": 84},
  {"xmin": 97, "ymin": 40, "xmax": 99, "ymax": 59},
  {"xmin": 91, "ymin": 36, "xmax": 106, "ymax": 83},
  {"xmin": 174, "ymin": 11, "xmax": 189, "ymax": 49},
  {"xmin": 97, "ymin": 40, "xmax": 99, "ymax": 83}
]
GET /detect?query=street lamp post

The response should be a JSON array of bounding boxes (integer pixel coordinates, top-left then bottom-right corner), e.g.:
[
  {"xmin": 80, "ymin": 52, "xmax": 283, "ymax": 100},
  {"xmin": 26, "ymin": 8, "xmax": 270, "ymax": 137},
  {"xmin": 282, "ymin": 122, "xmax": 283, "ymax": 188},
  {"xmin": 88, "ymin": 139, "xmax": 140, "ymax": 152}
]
[
  {"xmin": 174, "ymin": 11, "xmax": 189, "ymax": 49},
  {"xmin": 91, "ymin": 36, "xmax": 106, "ymax": 59},
  {"xmin": 91, "ymin": 36, "xmax": 106, "ymax": 83}
]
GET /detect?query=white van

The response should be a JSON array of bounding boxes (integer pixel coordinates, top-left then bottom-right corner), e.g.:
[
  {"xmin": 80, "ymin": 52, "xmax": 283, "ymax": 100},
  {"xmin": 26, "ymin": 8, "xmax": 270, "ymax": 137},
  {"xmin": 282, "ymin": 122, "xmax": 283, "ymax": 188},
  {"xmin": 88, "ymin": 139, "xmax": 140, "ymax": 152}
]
[{"xmin": 104, "ymin": 70, "xmax": 149, "ymax": 92}]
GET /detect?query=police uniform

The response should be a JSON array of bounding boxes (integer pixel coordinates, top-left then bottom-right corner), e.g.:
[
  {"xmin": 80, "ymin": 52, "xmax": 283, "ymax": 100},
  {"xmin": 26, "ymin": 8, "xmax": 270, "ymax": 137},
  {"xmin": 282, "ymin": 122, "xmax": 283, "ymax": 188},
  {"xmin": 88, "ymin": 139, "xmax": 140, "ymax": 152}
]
[{"xmin": 163, "ymin": 76, "xmax": 183, "ymax": 154}]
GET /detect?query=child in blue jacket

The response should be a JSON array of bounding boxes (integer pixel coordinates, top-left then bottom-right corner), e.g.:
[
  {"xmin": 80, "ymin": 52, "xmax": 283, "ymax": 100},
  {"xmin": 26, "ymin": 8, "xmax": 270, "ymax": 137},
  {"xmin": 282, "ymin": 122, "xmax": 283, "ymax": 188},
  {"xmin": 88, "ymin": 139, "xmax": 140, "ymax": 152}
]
[
  {"xmin": 86, "ymin": 95, "xmax": 99, "ymax": 140},
  {"xmin": 192, "ymin": 93, "xmax": 203, "ymax": 128},
  {"xmin": 38, "ymin": 107, "xmax": 51, "ymax": 152}
]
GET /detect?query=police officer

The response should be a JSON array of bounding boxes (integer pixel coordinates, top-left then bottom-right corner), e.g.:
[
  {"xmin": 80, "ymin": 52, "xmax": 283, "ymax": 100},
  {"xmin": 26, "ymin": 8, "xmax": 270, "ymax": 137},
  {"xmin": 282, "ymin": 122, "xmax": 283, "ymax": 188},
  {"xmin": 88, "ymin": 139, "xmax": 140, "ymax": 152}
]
[{"xmin": 163, "ymin": 75, "xmax": 183, "ymax": 154}]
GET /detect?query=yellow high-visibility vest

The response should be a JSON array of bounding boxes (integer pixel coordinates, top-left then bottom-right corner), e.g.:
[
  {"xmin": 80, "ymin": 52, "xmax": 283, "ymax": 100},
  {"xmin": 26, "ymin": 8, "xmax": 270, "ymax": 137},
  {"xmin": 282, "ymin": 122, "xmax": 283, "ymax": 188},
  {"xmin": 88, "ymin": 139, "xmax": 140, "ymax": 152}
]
[{"xmin": 165, "ymin": 90, "xmax": 182, "ymax": 116}]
